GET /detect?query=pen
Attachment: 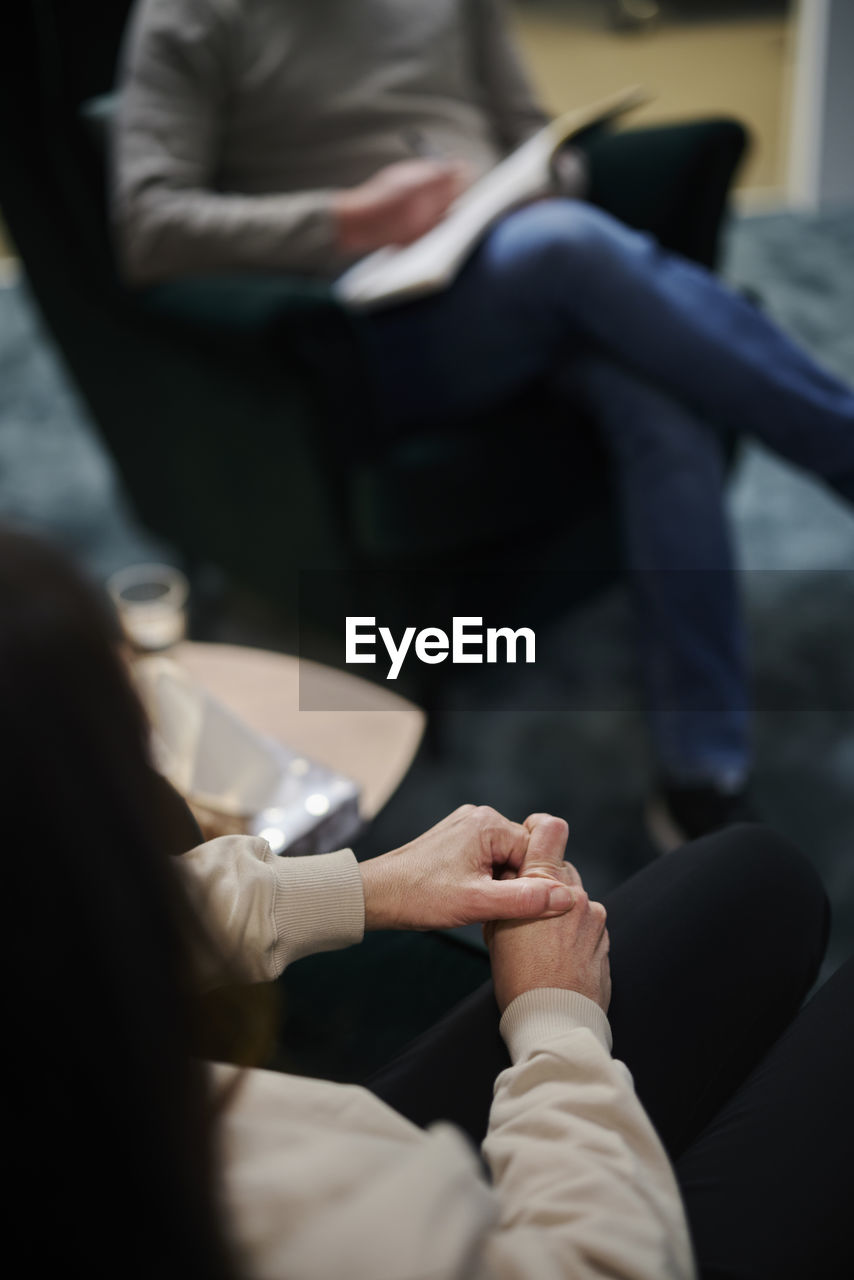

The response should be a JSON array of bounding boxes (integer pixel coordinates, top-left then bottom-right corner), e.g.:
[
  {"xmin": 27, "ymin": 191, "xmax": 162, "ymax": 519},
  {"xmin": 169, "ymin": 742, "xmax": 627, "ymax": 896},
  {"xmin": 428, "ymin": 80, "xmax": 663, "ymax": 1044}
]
[{"xmin": 403, "ymin": 127, "xmax": 443, "ymax": 160}]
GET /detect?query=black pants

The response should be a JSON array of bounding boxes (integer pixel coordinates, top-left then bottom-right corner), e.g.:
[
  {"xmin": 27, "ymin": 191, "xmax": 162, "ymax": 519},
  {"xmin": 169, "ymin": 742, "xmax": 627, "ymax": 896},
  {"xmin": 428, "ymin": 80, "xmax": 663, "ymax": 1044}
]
[{"xmin": 368, "ymin": 826, "xmax": 853, "ymax": 1279}]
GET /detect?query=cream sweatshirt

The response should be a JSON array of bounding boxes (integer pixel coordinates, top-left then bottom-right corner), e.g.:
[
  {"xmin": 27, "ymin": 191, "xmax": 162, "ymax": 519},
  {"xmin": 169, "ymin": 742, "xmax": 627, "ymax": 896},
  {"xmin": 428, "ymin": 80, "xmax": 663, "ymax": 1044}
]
[
  {"xmin": 113, "ymin": 0, "xmax": 549, "ymax": 282},
  {"xmin": 177, "ymin": 836, "xmax": 697, "ymax": 1280}
]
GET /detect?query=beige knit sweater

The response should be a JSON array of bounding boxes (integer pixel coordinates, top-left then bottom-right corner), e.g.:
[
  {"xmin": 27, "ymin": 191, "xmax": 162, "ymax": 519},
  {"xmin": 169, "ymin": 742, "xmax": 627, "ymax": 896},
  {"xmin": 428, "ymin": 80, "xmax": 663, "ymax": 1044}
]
[
  {"xmin": 113, "ymin": 0, "xmax": 549, "ymax": 282},
  {"xmin": 177, "ymin": 836, "xmax": 696, "ymax": 1280}
]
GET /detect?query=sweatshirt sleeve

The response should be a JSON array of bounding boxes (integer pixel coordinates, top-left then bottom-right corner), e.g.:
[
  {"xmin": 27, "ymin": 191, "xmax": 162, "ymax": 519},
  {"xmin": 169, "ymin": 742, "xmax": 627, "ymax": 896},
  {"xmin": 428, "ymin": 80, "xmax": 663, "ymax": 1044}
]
[
  {"xmin": 176, "ymin": 835, "xmax": 365, "ymax": 987},
  {"xmin": 112, "ymin": 0, "xmax": 339, "ymax": 284},
  {"xmin": 476, "ymin": 989, "xmax": 697, "ymax": 1280},
  {"xmin": 467, "ymin": 0, "xmax": 549, "ymax": 152}
]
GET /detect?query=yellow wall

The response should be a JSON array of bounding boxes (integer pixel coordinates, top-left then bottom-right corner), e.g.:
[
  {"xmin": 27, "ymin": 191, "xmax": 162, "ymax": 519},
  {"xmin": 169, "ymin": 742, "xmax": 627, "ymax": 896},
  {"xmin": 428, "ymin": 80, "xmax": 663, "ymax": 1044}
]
[{"xmin": 513, "ymin": 4, "xmax": 793, "ymax": 195}]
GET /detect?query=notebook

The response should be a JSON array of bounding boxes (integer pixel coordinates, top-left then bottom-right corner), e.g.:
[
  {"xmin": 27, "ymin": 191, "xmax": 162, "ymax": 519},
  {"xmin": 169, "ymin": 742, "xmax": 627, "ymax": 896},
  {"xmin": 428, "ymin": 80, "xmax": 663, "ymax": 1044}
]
[{"xmin": 334, "ymin": 85, "xmax": 649, "ymax": 311}]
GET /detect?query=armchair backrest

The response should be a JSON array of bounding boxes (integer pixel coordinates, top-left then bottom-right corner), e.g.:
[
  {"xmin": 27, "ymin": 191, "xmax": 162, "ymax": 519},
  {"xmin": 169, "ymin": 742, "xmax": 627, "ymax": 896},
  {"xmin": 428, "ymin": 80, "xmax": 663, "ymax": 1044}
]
[
  {"xmin": 0, "ymin": 2, "xmax": 203, "ymax": 561},
  {"xmin": 0, "ymin": 0, "xmax": 133, "ymax": 292},
  {"xmin": 0, "ymin": 2, "xmax": 359, "ymax": 581},
  {"xmin": 34, "ymin": 0, "xmax": 133, "ymax": 109}
]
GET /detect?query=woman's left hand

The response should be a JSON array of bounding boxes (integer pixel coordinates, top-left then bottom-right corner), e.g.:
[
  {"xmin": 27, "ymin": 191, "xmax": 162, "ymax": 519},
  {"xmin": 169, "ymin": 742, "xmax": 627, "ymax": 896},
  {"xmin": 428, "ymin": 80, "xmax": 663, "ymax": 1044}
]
[{"xmin": 359, "ymin": 806, "xmax": 574, "ymax": 931}]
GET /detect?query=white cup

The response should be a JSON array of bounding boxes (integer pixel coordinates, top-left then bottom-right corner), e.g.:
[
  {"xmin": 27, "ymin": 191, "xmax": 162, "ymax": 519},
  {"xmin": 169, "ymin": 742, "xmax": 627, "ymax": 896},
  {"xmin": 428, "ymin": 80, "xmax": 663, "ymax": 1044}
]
[{"xmin": 107, "ymin": 563, "xmax": 190, "ymax": 652}]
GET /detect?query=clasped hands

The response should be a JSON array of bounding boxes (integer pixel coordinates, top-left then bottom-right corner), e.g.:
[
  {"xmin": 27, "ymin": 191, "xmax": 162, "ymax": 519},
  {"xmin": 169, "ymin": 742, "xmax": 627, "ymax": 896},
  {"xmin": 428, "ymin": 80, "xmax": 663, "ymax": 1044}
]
[{"xmin": 360, "ymin": 806, "xmax": 611, "ymax": 1014}]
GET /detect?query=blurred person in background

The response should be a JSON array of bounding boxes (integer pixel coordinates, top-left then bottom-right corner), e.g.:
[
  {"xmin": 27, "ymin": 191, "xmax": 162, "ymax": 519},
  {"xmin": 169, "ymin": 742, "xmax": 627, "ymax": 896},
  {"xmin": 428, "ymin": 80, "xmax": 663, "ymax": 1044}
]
[
  {"xmin": 112, "ymin": 0, "xmax": 854, "ymax": 848},
  {"xmin": 4, "ymin": 524, "xmax": 853, "ymax": 1278}
]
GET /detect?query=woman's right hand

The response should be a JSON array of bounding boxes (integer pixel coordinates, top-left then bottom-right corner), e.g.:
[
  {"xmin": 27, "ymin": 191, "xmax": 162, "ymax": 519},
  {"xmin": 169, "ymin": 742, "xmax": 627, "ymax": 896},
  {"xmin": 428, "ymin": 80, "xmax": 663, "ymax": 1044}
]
[
  {"xmin": 334, "ymin": 158, "xmax": 467, "ymax": 254},
  {"xmin": 485, "ymin": 817, "xmax": 611, "ymax": 1015}
]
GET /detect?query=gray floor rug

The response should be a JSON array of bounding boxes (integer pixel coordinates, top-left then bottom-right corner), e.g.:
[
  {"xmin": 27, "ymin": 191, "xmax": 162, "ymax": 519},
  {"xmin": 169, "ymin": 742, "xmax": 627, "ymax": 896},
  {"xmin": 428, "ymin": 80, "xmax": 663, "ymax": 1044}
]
[{"xmin": 1, "ymin": 209, "xmax": 853, "ymax": 982}]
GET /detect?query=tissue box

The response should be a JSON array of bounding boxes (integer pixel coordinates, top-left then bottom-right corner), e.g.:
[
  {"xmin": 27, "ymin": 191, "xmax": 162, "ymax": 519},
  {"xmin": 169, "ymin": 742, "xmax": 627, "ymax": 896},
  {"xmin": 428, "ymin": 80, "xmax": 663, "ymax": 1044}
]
[{"xmin": 135, "ymin": 657, "xmax": 362, "ymax": 855}]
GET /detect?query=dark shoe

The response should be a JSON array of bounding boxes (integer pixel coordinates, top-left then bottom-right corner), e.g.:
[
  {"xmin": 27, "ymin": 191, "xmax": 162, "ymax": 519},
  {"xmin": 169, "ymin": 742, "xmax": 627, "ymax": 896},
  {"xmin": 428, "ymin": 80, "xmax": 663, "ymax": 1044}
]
[{"xmin": 646, "ymin": 782, "xmax": 758, "ymax": 853}]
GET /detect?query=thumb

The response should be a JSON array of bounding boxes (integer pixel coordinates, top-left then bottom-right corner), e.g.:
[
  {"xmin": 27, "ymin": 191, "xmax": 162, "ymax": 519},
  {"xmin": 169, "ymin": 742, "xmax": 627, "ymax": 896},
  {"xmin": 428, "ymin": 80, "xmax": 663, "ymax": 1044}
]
[{"xmin": 479, "ymin": 876, "xmax": 574, "ymax": 922}]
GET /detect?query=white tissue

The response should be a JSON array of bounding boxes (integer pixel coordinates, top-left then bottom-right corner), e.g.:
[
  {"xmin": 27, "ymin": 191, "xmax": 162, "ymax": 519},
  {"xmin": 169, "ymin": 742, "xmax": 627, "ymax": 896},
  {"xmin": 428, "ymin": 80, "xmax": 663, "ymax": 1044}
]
[
  {"xmin": 134, "ymin": 658, "xmax": 362, "ymax": 854},
  {"xmin": 136, "ymin": 658, "xmax": 283, "ymax": 815}
]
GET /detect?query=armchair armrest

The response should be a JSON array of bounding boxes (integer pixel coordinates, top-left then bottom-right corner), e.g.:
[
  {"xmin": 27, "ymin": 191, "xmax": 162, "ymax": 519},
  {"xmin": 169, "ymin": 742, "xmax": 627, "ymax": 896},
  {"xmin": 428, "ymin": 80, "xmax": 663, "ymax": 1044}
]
[
  {"xmin": 137, "ymin": 272, "xmax": 341, "ymax": 339},
  {"xmin": 133, "ymin": 271, "xmax": 373, "ymax": 431},
  {"xmin": 131, "ymin": 270, "xmax": 377, "ymax": 475},
  {"xmin": 79, "ymin": 92, "xmax": 117, "ymax": 155},
  {"xmin": 580, "ymin": 117, "xmax": 749, "ymax": 268}
]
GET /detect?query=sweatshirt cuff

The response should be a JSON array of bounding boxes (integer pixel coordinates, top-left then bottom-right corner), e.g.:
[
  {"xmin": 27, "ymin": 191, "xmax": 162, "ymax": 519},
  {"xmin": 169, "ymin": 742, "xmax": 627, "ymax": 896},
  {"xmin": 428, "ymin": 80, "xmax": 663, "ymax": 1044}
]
[
  {"xmin": 270, "ymin": 849, "xmax": 365, "ymax": 967},
  {"xmin": 500, "ymin": 988, "xmax": 613, "ymax": 1063}
]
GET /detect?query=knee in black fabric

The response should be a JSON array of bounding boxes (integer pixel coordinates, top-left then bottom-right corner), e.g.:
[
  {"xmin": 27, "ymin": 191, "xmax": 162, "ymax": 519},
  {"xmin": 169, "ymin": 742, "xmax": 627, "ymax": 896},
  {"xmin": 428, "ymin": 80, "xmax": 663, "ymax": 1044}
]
[{"xmin": 687, "ymin": 823, "xmax": 829, "ymax": 962}]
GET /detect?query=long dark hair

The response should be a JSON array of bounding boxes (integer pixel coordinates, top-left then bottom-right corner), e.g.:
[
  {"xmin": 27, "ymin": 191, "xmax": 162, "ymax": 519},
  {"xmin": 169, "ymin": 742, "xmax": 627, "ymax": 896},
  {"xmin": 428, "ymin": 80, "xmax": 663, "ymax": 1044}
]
[{"xmin": 3, "ymin": 527, "xmax": 238, "ymax": 1277}]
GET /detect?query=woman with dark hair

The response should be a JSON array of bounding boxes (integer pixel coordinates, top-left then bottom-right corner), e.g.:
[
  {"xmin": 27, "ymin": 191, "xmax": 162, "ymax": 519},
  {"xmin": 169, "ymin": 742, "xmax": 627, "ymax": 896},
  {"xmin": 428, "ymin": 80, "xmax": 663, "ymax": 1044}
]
[
  {"xmin": 5, "ymin": 526, "xmax": 853, "ymax": 1280},
  {"xmin": 3, "ymin": 529, "xmax": 240, "ymax": 1276}
]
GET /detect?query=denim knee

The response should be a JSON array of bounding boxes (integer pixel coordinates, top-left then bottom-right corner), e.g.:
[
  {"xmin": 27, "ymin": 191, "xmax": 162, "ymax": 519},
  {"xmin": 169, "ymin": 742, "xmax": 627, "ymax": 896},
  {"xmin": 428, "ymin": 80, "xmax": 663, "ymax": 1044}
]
[
  {"xmin": 559, "ymin": 354, "xmax": 725, "ymax": 473},
  {"xmin": 485, "ymin": 198, "xmax": 645, "ymax": 301}
]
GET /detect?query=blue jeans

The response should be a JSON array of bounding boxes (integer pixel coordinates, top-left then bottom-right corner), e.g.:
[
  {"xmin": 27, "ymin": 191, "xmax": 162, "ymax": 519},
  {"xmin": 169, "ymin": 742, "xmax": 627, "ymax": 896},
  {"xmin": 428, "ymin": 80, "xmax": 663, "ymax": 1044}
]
[{"xmin": 364, "ymin": 199, "xmax": 854, "ymax": 786}]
